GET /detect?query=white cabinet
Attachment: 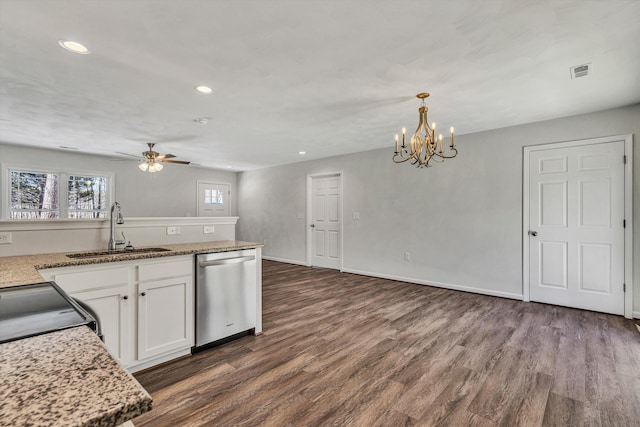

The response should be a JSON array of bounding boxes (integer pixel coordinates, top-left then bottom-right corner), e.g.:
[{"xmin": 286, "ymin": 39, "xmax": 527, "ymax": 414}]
[
  {"xmin": 45, "ymin": 266, "xmax": 133, "ymax": 365},
  {"xmin": 70, "ymin": 284, "xmax": 131, "ymax": 364},
  {"xmin": 137, "ymin": 259, "xmax": 193, "ymax": 360},
  {"xmin": 39, "ymin": 255, "xmax": 194, "ymax": 372}
]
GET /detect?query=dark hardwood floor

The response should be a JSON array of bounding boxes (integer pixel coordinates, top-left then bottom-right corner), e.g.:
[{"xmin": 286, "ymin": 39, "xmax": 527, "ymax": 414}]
[{"xmin": 134, "ymin": 260, "xmax": 640, "ymax": 426}]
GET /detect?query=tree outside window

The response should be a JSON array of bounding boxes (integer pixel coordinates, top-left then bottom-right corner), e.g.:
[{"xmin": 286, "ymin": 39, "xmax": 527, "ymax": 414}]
[
  {"xmin": 10, "ymin": 171, "xmax": 60, "ymax": 219},
  {"xmin": 68, "ymin": 175, "xmax": 108, "ymax": 219}
]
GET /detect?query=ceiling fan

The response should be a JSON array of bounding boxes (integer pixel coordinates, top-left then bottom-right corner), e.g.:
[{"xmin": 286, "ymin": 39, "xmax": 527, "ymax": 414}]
[{"xmin": 117, "ymin": 143, "xmax": 191, "ymax": 173}]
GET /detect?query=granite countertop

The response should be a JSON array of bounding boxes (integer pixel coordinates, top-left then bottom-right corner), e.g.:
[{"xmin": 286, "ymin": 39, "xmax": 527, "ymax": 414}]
[
  {"xmin": 0, "ymin": 240, "xmax": 263, "ymax": 287},
  {"xmin": 0, "ymin": 326, "xmax": 152, "ymax": 427}
]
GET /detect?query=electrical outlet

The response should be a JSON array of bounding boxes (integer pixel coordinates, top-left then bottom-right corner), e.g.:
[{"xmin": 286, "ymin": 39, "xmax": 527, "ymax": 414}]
[
  {"xmin": 203, "ymin": 226, "xmax": 215, "ymax": 234},
  {"xmin": 0, "ymin": 232, "xmax": 12, "ymax": 244},
  {"xmin": 404, "ymin": 251, "xmax": 411, "ymax": 261},
  {"xmin": 166, "ymin": 226, "xmax": 180, "ymax": 235}
]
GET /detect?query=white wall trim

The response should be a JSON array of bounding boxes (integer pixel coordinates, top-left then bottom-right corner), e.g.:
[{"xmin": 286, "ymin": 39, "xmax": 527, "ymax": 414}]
[
  {"xmin": 623, "ymin": 136, "xmax": 633, "ymax": 319},
  {"xmin": 522, "ymin": 134, "xmax": 633, "ymax": 318},
  {"xmin": 262, "ymin": 255, "xmax": 308, "ymax": 266},
  {"xmin": 0, "ymin": 216, "xmax": 239, "ymax": 231},
  {"xmin": 342, "ymin": 267, "xmax": 523, "ymax": 300},
  {"xmin": 632, "ymin": 311, "xmax": 640, "ymax": 320}
]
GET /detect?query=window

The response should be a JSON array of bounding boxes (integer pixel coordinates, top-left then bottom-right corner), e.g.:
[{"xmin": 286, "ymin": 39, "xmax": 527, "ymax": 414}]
[
  {"xmin": 67, "ymin": 175, "xmax": 109, "ymax": 219},
  {"xmin": 6, "ymin": 168, "xmax": 112, "ymax": 219},
  {"xmin": 204, "ymin": 188, "xmax": 224, "ymax": 205},
  {"xmin": 10, "ymin": 171, "xmax": 60, "ymax": 219}
]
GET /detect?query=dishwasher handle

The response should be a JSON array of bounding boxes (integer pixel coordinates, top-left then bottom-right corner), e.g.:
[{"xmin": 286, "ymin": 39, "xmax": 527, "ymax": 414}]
[{"xmin": 199, "ymin": 255, "xmax": 255, "ymax": 267}]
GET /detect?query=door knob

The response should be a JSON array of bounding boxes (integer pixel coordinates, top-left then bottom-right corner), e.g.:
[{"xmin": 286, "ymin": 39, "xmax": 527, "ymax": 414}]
[
  {"xmin": 528, "ymin": 230, "xmax": 538, "ymax": 237},
  {"xmin": 141, "ymin": 292, "xmax": 146, "ymax": 296},
  {"xmin": 122, "ymin": 295, "xmax": 128, "ymax": 300},
  {"xmin": 310, "ymin": 224, "xmax": 315, "ymax": 228}
]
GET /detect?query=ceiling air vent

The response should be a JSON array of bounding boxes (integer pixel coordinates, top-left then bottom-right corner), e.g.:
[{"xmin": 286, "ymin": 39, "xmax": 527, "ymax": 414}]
[{"xmin": 570, "ymin": 63, "xmax": 591, "ymax": 79}]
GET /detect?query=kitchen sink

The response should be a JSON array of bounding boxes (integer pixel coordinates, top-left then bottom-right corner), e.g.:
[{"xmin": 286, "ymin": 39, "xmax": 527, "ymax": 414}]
[{"xmin": 67, "ymin": 247, "xmax": 172, "ymax": 259}]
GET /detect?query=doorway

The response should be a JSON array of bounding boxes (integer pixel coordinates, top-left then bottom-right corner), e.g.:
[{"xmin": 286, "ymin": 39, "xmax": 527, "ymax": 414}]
[
  {"xmin": 307, "ymin": 173, "xmax": 342, "ymax": 270},
  {"xmin": 523, "ymin": 135, "xmax": 633, "ymax": 317},
  {"xmin": 197, "ymin": 182, "xmax": 230, "ymax": 217}
]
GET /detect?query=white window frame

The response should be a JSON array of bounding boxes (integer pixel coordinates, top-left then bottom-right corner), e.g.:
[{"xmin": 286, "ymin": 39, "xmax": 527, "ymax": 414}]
[{"xmin": 1, "ymin": 164, "xmax": 115, "ymax": 220}]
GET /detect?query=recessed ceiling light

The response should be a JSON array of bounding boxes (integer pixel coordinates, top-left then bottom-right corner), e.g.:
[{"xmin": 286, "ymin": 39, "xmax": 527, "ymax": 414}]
[
  {"xmin": 298, "ymin": 151, "xmax": 306, "ymax": 155},
  {"xmin": 195, "ymin": 85, "xmax": 212, "ymax": 94},
  {"xmin": 58, "ymin": 40, "xmax": 90, "ymax": 54},
  {"xmin": 193, "ymin": 117, "xmax": 211, "ymax": 124}
]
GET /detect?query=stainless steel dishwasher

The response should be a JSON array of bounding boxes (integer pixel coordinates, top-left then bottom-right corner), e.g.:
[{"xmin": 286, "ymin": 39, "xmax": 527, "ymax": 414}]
[{"xmin": 194, "ymin": 249, "xmax": 257, "ymax": 351}]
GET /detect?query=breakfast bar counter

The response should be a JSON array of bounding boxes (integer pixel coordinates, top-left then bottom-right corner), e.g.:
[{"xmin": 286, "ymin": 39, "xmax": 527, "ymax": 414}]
[{"xmin": 0, "ymin": 240, "xmax": 263, "ymax": 287}]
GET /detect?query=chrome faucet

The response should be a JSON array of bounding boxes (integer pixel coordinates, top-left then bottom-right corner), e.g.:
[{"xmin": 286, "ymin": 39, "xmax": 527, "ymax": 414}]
[{"xmin": 108, "ymin": 202, "xmax": 126, "ymax": 251}]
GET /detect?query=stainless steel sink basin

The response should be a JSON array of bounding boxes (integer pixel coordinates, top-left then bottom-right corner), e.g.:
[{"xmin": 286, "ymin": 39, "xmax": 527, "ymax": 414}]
[{"xmin": 67, "ymin": 247, "xmax": 172, "ymax": 259}]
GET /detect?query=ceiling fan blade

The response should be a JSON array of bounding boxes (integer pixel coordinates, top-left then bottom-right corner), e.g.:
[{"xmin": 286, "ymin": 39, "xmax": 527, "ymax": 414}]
[
  {"xmin": 156, "ymin": 153, "xmax": 176, "ymax": 160},
  {"xmin": 115, "ymin": 151, "xmax": 143, "ymax": 158},
  {"xmin": 160, "ymin": 159, "xmax": 191, "ymax": 165}
]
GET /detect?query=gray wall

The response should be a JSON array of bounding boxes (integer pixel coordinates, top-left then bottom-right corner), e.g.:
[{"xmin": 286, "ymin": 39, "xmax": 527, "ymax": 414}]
[
  {"xmin": 0, "ymin": 144, "xmax": 238, "ymax": 217},
  {"xmin": 237, "ymin": 104, "xmax": 640, "ymax": 314}
]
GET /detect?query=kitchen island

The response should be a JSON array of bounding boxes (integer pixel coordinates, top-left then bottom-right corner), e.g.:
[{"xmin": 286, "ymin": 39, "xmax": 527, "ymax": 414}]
[
  {"xmin": 0, "ymin": 240, "xmax": 264, "ymax": 425},
  {"xmin": 0, "ymin": 326, "xmax": 152, "ymax": 427}
]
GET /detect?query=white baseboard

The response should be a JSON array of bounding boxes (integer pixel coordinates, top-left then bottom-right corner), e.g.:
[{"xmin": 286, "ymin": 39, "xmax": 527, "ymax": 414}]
[
  {"xmin": 263, "ymin": 259, "xmax": 638, "ymax": 317},
  {"xmin": 262, "ymin": 255, "xmax": 309, "ymax": 267},
  {"xmin": 341, "ymin": 267, "xmax": 524, "ymax": 301}
]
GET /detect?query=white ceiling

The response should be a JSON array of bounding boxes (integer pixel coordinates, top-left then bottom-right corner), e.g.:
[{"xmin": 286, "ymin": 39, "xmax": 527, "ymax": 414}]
[{"xmin": 1, "ymin": 0, "xmax": 639, "ymax": 171}]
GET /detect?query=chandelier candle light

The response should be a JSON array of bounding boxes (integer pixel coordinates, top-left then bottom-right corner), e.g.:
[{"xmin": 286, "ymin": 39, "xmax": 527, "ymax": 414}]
[{"xmin": 393, "ymin": 92, "xmax": 458, "ymax": 168}]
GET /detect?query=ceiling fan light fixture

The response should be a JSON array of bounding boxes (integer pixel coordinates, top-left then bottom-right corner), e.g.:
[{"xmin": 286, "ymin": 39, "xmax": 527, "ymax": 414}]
[
  {"xmin": 137, "ymin": 143, "xmax": 189, "ymax": 172},
  {"xmin": 58, "ymin": 40, "xmax": 90, "ymax": 54},
  {"xmin": 146, "ymin": 162, "xmax": 164, "ymax": 173}
]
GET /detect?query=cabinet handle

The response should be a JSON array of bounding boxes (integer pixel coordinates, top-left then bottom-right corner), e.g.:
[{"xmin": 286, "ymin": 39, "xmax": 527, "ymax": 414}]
[
  {"xmin": 122, "ymin": 295, "xmax": 129, "ymax": 300},
  {"xmin": 141, "ymin": 292, "xmax": 146, "ymax": 296}
]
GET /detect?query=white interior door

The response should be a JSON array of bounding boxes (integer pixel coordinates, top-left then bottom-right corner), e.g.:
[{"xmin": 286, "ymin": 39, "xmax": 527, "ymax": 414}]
[
  {"xmin": 528, "ymin": 140, "xmax": 625, "ymax": 315},
  {"xmin": 197, "ymin": 182, "xmax": 230, "ymax": 217},
  {"xmin": 310, "ymin": 175, "xmax": 341, "ymax": 269}
]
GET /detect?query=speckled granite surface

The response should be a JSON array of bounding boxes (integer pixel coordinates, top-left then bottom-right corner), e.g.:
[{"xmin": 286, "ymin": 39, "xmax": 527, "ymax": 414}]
[
  {"xmin": 0, "ymin": 240, "xmax": 263, "ymax": 287},
  {"xmin": 0, "ymin": 326, "xmax": 152, "ymax": 427}
]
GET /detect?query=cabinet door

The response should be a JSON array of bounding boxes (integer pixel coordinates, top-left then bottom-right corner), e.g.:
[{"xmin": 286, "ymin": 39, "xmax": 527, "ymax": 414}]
[
  {"xmin": 137, "ymin": 276, "xmax": 194, "ymax": 360},
  {"xmin": 69, "ymin": 285, "xmax": 131, "ymax": 364}
]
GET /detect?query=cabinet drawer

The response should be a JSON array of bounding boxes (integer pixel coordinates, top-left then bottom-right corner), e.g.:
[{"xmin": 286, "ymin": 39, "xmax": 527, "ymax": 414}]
[
  {"xmin": 54, "ymin": 267, "xmax": 130, "ymax": 294},
  {"xmin": 138, "ymin": 259, "xmax": 193, "ymax": 282}
]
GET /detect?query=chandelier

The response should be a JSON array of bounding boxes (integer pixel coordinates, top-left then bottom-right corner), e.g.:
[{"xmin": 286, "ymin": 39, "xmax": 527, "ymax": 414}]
[{"xmin": 393, "ymin": 92, "xmax": 457, "ymax": 168}]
